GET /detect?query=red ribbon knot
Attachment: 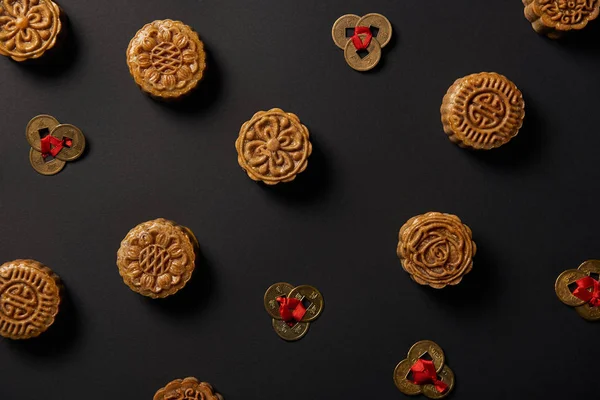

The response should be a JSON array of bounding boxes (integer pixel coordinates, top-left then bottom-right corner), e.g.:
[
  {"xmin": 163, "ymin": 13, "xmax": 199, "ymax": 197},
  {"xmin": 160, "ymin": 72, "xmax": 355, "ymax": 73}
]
[
  {"xmin": 410, "ymin": 359, "xmax": 448, "ymax": 394},
  {"xmin": 40, "ymin": 135, "xmax": 72, "ymax": 159},
  {"xmin": 276, "ymin": 296, "xmax": 306, "ymax": 326},
  {"xmin": 351, "ymin": 26, "xmax": 372, "ymax": 50},
  {"xmin": 573, "ymin": 276, "xmax": 600, "ymax": 307}
]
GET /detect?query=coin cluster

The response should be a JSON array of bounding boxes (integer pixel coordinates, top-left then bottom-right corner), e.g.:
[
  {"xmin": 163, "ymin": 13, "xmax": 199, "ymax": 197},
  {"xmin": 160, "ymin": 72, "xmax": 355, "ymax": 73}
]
[
  {"xmin": 331, "ymin": 13, "xmax": 392, "ymax": 71},
  {"xmin": 393, "ymin": 340, "xmax": 455, "ymax": 399},
  {"xmin": 555, "ymin": 260, "xmax": 600, "ymax": 321},
  {"xmin": 26, "ymin": 115, "xmax": 86, "ymax": 176},
  {"xmin": 263, "ymin": 282, "xmax": 324, "ymax": 341}
]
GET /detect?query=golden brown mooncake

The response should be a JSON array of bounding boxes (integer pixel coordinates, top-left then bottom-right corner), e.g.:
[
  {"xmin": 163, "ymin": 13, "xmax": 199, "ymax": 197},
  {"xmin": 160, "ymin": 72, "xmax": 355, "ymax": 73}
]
[
  {"xmin": 0, "ymin": 259, "xmax": 61, "ymax": 339},
  {"xmin": 116, "ymin": 219, "xmax": 197, "ymax": 299},
  {"xmin": 441, "ymin": 72, "xmax": 525, "ymax": 150},
  {"xmin": 397, "ymin": 212, "xmax": 476, "ymax": 289},
  {"xmin": 126, "ymin": 19, "xmax": 206, "ymax": 99},
  {"xmin": 523, "ymin": 0, "xmax": 600, "ymax": 39},
  {"xmin": 154, "ymin": 377, "xmax": 224, "ymax": 400},
  {"xmin": 0, "ymin": 0, "xmax": 63, "ymax": 61},
  {"xmin": 236, "ymin": 108, "xmax": 312, "ymax": 185}
]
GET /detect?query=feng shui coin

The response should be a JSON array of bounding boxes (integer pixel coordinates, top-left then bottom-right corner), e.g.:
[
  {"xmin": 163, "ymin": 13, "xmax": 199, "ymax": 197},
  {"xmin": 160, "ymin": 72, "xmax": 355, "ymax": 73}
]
[
  {"xmin": 287, "ymin": 284, "xmax": 324, "ymax": 322},
  {"xmin": 331, "ymin": 14, "xmax": 361, "ymax": 49},
  {"xmin": 0, "ymin": 0, "xmax": 63, "ymax": 61},
  {"xmin": 264, "ymin": 282, "xmax": 295, "ymax": 319},
  {"xmin": 575, "ymin": 303, "xmax": 600, "ymax": 321},
  {"xmin": 126, "ymin": 19, "xmax": 207, "ymax": 99},
  {"xmin": 51, "ymin": 124, "xmax": 86, "ymax": 161},
  {"xmin": 407, "ymin": 340, "xmax": 445, "ymax": 372},
  {"xmin": 523, "ymin": 0, "xmax": 600, "ymax": 39},
  {"xmin": 421, "ymin": 365, "xmax": 455, "ymax": 399},
  {"xmin": 272, "ymin": 318, "xmax": 310, "ymax": 341},
  {"xmin": 154, "ymin": 377, "xmax": 224, "ymax": 400},
  {"xmin": 0, "ymin": 259, "xmax": 61, "ymax": 339},
  {"xmin": 236, "ymin": 108, "xmax": 312, "ymax": 185},
  {"xmin": 555, "ymin": 269, "xmax": 587, "ymax": 307},
  {"xmin": 441, "ymin": 72, "xmax": 525, "ymax": 150},
  {"xmin": 116, "ymin": 218, "xmax": 197, "ymax": 298},
  {"xmin": 398, "ymin": 212, "xmax": 476, "ymax": 289},
  {"xmin": 393, "ymin": 359, "xmax": 422, "ymax": 395},
  {"xmin": 356, "ymin": 13, "xmax": 393, "ymax": 48},
  {"xmin": 343, "ymin": 37, "xmax": 381, "ymax": 72},
  {"xmin": 577, "ymin": 259, "xmax": 600, "ymax": 276},
  {"xmin": 29, "ymin": 147, "xmax": 66, "ymax": 176},
  {"xmin": 26, "ymin": 114, "xmax": 60, "ymax": 151}
]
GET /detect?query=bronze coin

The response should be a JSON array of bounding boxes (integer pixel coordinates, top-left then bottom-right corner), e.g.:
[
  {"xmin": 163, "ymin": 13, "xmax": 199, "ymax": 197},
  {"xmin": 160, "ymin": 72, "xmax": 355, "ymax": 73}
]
[
  {"xmin": 271, "ymin": 318, "xmax": 310, "ymax": 341},
  {"xmin": 577, "ymin": 259, "xmax": 600, "ymax": 276},
  {"xmin": 575, "ymin": 303, "xmax": 600, "ymax": 321},
  {"xmin": 0, "ymin": 0, "xmax": 62, "ymax": 62},
  {"xmin": 287, "ymin": 285, "xmax": 324, "ymax": 322},
  {"xmin": 331, "ymin": 14, "xmax": 360, "ymax": 49},
  {"xmin": 29, "ymin": 148, "xmax": 66, "ymax": 176},
  {"xmin": 154, "ymin": 377, "xmax": 223, "ymax": 400},
  {"xmin": 116, "ymin": 219, "xmax": 197, "ymax": 298},
  {"xmin": 393, "ymin": 359, "xmax": 422, "ymax": 395},
  {"xmin": 0, "ymin": 259, "xmax": 62, "ymax": 339},
  {"xmin": 264, "ymin": 282, "xmax": 295, "ymax": 319},
  {"xmin": 51, "ymin": 124, "xmax": 86, "ymax": 162},
  {"xmin": 343, "ymin": 37, "xmax": 381, "ymax": 72},
  {"xmin": 441, "ymin": 72, "xmax": 525, "ymax": 150},
  {"xmin": 398, "ymin": 212, "xmax": 476, "ymax": 289},
  {"xmin": 126, "ymin": 19, "xmax": 207, "ymax": 99},
  {"xmin": 407, "ymin": 340, "xmax": 445, "ymax": 372},
  {"xmin": 421, "ymin": 365, "xmax": 455, "ymax": 399},
  {"xmin": 356, "ymin": 13, "xmax": 393, "ymax": 48},
  {"xmin": 555, "ymin": 269, "xmax": 587, "ymax": 307},
  {"xmin": 26, "ymin": 114, "xmax": 60, "ymax": 151}
]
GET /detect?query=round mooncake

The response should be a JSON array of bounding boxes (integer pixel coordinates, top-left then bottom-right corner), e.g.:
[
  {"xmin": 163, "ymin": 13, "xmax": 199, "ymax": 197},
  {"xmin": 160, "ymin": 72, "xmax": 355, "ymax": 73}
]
[
  {"xmin": 236, "ymin": 108, "xmax": 312, "ymax": 185},
  {"xmin": 126, "ymin": 19, "xmax": 206, "ymax": 99},
  {"xmin": 116, "ymin": 219, "xmax": 197, "ymax": 298},
  {"xmin": 0, "ymin": 259, "xmax": 61, "ymax": 339},
  {"xmin": 397, "ymin": 212, "xmax": 476, "ymax": 289}
]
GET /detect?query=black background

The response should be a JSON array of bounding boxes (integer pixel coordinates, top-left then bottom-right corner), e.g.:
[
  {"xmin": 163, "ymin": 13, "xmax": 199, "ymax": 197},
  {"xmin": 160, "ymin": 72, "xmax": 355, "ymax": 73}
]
[{"xmin": 1, "ymin": 1, "xmax": 599, "ymax": 399}]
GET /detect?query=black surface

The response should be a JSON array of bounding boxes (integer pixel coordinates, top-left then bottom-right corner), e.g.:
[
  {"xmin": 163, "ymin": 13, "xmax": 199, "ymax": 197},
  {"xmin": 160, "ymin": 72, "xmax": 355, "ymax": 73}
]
[{"xmin": 1, "ymin": 1, "xmax": 600, "ymax": 399}]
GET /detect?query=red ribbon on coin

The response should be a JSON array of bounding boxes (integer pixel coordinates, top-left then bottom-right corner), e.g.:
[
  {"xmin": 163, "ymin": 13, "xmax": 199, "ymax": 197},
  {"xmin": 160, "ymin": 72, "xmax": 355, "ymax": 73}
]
[
  {"xmin": 351, "ymin": 26, "xmax": 372, "ymax": 50},
  {"xmin": 276, "ymin": 297, "xmax": 306, "ymax": 326},
  {"xmin": 573, "ymin": 276, "xmax": 600, "ymax": 307},
  {"xmin": 40, "ymin": 135, "xmax": 72, "ymax": 158},
  {"xmin": 410, "ymin": 359, "xmax": 448, "ymax": 394}
]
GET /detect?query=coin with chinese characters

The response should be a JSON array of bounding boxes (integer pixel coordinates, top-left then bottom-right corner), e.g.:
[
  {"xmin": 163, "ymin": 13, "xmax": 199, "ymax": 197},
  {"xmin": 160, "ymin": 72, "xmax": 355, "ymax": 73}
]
[
  {"xmin": 343, "ymin": 37, "xmax": 381, "ymax": 72},
  {"xmin": 407, "ymin": 340, "xmax": 445, "ymax": 372},
  {"xmin": 29, "ymin": 148, "xmax": 66, "ymax": 176},
  {"xmin": 51, "ymin": 124, "xmax": 86, "ymax": 162},
  {"xmin": 26, "ymin": 114, "xmax": 59, "ymax": 151},
  {"xmin": 555, "ymin": 269, "xmax": 587, "ymax": 307},
  {"xmin": 287, "ymin": 285, "xmax": 323, "ymax": 322},
  {"xmin": 421, "ymin": 365, "xmax": 455, "ymax": 399},
  {"xmin": 575, "ymin": 303, "xmax": 600, "ymax": 321},
  {"xmin": 271, "ymin": 318, "xmax": 310, "ymax": 341},
  {"xmin": 356, "ymin": 13, "xmax": 393, "ymax": 48},
  {"xmin": 331, "ymin": 14, "xmax": 360, "ymax": 49},
  {"xmin": 263, "ymin": 282, "xmax": 294, "ymax": 319},
  {"xmin": 577, "ymin": 260, "xmax": 600, "ymax": 276},
  {"xmin": 393, "ymin": 359, "xmax": 422, "ymax": 395}
]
